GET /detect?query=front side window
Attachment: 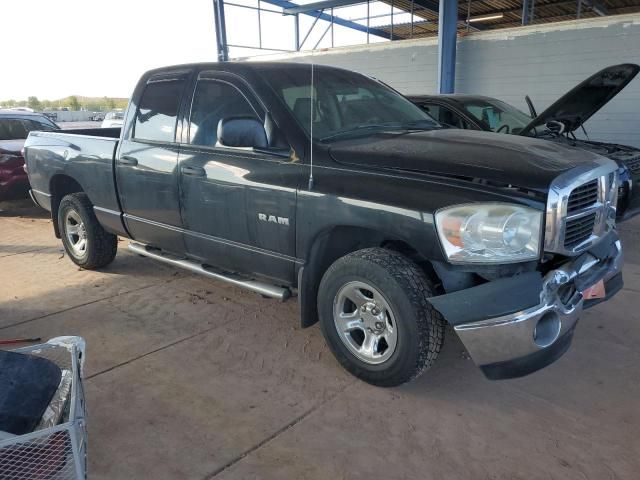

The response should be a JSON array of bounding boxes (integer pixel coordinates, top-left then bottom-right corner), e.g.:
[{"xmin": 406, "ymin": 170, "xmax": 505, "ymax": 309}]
[
  {"xmin": 263, "ymin": 67, "xmax": 439, "ymax": 141},
  {"xmin": 26, "ymin": 119, "xmax": 58, "ymax": 132},
  {"xmin": 188, "ymin": 80, "xmax": 260, "ymax": 147},
  {"xmin": 421, "ymin": 103, "xmax": 469, "ymax": 129},
  {"xmin": 459, "ymin": 99, "xmax": 533, "ymax": 134},
  {"xmin": 134, "ymin": 80, "xmax": 185, "ymax": 142}
]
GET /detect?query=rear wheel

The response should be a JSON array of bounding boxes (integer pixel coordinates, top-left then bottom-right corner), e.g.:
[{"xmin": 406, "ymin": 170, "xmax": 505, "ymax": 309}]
[
  {"xmin": 318, "ymin": 248, "xmax": 445, "ymax": 387},
  {"xmin": 58, "ymin": 193, "xmax": 117, "ymax": 269}
]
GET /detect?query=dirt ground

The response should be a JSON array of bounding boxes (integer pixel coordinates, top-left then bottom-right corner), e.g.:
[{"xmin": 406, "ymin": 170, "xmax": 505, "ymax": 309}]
[{"xmin": 1, "ymin": 197, "xmax": 639, "ymax": 480}]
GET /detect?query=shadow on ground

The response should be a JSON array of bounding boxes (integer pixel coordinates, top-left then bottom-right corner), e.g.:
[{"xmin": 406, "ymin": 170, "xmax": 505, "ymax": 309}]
[{"xmin": 0, "ymin": 197, "xmax": 49, "ymax": 219}]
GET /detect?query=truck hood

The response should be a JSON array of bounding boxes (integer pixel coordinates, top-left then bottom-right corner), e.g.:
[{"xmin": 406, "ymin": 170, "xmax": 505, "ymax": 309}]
[
  {"xmin": 328, "ymin": 129, "xmax": 607, "ymax": 192},
  {"xmin": 520, "ymin": 63, "xmax": 639, "ymax": 135}
]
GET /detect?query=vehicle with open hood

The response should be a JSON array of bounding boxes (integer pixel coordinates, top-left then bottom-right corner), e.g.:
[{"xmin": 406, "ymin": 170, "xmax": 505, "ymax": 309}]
[
  {"xmin": 23, "ymin": 62, "xmax": 623, "ymax": 386},
  {"xmin": 409, "ymin": 64, "xmax": 640, "ymax": 221}
]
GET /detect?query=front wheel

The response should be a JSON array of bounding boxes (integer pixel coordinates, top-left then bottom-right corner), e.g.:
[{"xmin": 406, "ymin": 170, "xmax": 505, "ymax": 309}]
[
  {"xmin": 318, "ymin": 248, "xmax": 445, "ymax": 387},
  {"xmin": 58, "ymin": 193, "xmax": 117, "ymax": 269}
]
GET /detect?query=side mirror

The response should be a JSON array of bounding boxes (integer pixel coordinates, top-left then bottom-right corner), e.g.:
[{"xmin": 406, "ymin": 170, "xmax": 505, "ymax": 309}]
[
  {"xmin": 217, "ymin": 117, "xmax": 268, "ymax": 149},
  {"xmin": 545, "ymin": 120, "xmax": 565, "ymax": 135}
]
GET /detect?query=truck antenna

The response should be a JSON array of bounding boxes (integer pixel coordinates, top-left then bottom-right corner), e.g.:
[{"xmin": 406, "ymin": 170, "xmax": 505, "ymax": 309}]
[{"xmin": 308, "ymin": 61, "xmax": 315, "ymax": 191}]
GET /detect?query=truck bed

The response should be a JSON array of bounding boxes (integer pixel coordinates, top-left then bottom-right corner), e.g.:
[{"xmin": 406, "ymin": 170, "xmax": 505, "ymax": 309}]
[
  {"xmin": 24, "ymin": 129, "xmax": 122, "ymax": 232},
  {"xmin": 57, "ymin": 127, "xmax": 121, "ymax": 138}
]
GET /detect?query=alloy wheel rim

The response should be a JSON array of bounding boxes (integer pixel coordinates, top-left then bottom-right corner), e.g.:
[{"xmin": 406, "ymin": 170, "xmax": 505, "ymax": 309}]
[
  {"xmin": 65, "ymin": 210, "xmax": 87, "ymax": 257},
  {"xmin": 333, "ymin": 281, "xmax": 398, "ymax": 365}
]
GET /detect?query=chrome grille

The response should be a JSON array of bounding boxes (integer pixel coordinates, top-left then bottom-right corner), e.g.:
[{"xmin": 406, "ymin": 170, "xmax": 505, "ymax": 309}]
[
  {"xmin": 567, "ymin": 179, "xmax": 598, "ymax": 214},
  {"xmin": 544, "ymin": 159, "xmax": 618, "ymax": 256},
  {"xmin": 564, "ymin": 212, "xmax": 597, "ymax": 249}
]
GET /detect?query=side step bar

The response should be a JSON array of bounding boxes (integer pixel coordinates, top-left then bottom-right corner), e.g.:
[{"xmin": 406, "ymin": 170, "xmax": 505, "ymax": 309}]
[{"xmin": 128, "ymin": 242, "xmax": 291, "ymax": 302}]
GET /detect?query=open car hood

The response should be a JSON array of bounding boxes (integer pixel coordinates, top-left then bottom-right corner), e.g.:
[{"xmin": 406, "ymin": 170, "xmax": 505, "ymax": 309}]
[{"xmin": 520, "ymin": 63, "xmax": 639, "ymax": 135}]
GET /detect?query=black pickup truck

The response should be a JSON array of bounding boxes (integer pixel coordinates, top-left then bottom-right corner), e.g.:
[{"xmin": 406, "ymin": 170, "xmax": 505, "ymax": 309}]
[{"xmin": 25, "ymin": 62, "xmax": 623, "ymax": 386}]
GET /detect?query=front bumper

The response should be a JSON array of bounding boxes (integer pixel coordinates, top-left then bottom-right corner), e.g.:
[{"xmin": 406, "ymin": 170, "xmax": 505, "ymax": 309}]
[{"xmin": 428, "ymin": 232, "xmax": 623, "ymax": 380}]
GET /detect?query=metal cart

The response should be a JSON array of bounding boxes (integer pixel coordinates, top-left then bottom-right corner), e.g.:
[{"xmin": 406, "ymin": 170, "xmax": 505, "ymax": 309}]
[{"xmin": 0, "ymin": 337, "xmax": 87, "ymax": 480}]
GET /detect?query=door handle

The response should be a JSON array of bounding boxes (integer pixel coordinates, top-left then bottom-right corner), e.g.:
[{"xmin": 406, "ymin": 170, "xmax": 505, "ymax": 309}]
[
  {"xmin": 119, "ymin": 155, "xmax": 138, "ymax": 167},
  {"xmin": 180, "ymin": 165, "xmax": 206, "ymax": 177}
]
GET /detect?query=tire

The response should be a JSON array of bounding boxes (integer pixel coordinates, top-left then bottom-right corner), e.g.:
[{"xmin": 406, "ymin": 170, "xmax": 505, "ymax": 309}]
[
  {"xmin": 318, "ymin": 248, "xmax": 445, "ymax": 387},
  {"xmin": 58, "ymin": 193, "xmax": 117, "ymax": 269}
]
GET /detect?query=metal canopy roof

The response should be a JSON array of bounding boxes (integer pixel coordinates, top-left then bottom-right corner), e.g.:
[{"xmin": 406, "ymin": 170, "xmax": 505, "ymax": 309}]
[
  {"xmin": 213, "ymin": 0, "xmax": 640, "ymax": 59},
  {"xmin": 373, "ymin": 0, "xmax": 640, "ymax": 39}
]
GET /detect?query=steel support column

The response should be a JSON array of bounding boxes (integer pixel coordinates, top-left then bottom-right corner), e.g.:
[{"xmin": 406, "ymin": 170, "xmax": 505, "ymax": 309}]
[
  {"xmin": 213, "ymin": 0, "xmax": 229, "ymax": 61},
  {"xmin": 437, "ymin": 0, "xmax": 457, "ymax": 94},
  {"xmin": 522, "ymin": 0, "xmax": 534, "ymax": 25}
]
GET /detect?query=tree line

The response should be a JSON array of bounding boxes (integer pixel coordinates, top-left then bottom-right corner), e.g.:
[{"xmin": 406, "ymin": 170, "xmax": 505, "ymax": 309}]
[{"xmin": 0, "ymin": 95, "xmax": 128, "ymax": 112}]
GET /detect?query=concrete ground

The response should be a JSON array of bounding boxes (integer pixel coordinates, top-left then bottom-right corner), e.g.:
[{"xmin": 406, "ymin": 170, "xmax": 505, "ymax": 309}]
[{"xmin": 1, "ymin": 197, "xmax": 639, "ymax": 480}]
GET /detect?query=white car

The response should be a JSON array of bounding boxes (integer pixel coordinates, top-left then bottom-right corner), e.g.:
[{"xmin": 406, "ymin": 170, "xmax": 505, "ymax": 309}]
[{"xmin": 101, "ymin": 111, "xmax": 124, "ymax": 128}]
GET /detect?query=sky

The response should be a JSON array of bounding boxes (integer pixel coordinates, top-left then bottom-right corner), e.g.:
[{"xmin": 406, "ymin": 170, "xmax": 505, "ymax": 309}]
[
  {"xmin": 1, "ymin": 0, "xmax": 399, "ymax": 101},
  {"xmin": 2, "ymin": 0, "xmax": 217, "ymax": 99}
]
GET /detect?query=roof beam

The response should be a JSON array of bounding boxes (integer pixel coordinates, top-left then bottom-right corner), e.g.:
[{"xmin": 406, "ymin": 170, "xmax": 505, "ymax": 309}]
[
  {"xmin": 412, "ymin": 0, "xmax": 488, "ymax": 30},
  {"xmin": 283, "ymin": 0, "xmax": 365, "ymax": 15},
  {"xmin": 261, "ymin": 0, "xmax": 392, "ymax": 39},
  {"xmin": 285, "ymin": 0, "xmax": 488, "ymax": 32},
  {"xmin": 582, "ymin": 0, "xmax": 608, "ymax": 16},
  {"xmin": 500, "ymin": 1, "xmax": 607, "ymax": 18}
]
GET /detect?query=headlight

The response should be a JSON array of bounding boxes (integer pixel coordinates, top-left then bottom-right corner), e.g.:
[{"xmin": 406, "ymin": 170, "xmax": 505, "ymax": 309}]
[
  {"xmin": 435, "ymin": 203, "xmax": 542, "ymax": 264},
  {"xmin": 608, "ymin": 171, "xmax": 619, "ymax": 211}
]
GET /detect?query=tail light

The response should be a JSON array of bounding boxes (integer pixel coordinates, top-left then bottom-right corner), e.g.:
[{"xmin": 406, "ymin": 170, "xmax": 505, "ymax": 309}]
[{"xmin": 21, "ymin": 147, "xmax": 28, "ymax": 173}]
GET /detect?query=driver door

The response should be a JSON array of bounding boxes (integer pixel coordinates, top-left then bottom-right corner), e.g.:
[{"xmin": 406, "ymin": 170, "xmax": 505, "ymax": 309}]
[{"xmin": 177, "ymin": 72, "xmax": 300, "ymax": 284}]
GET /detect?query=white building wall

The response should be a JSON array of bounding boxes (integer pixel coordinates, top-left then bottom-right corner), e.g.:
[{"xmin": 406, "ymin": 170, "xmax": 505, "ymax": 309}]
[
  {"xmin": 50, "ymin": 111, "xmax": 96, "ymax": 122},
  {"xmin": 253, "ymin": 14, "xmax": 640, "ymax": 147}
]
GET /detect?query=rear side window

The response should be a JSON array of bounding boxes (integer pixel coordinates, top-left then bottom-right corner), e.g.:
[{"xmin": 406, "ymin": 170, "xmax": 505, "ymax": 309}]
[
  {"xmin": 134, "ymin": 80, "xmax": 186, "ymax": 142},
  {"xmin": 0, "ymin": 118, "xmax": 55, "ymax": 140},
  {"xmin": 188, "ymin": 80, "xmax": 260, "ymax": 147},
  {"xmin": 0, "ymin": 119, "xmax": 28, "ymax": 140}
]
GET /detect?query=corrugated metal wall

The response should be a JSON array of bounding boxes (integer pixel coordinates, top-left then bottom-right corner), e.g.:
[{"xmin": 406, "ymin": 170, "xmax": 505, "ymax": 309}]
[{"xmin": 259, "ymin": 14, "xmax": 640, "ymax": 147}]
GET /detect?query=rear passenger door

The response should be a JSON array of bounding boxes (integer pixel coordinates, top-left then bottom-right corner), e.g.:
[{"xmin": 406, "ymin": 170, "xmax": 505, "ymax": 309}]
[
  {"xmin": 177, "ymin": 71, "xmax": 300, "ymax": 284},
  {"xmin": 116, "ymin": 71, "xmax": 190, "ymax": 254}
]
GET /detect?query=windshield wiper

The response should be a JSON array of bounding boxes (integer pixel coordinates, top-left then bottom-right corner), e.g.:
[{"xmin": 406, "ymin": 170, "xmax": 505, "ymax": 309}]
[
  {"xmin": 320, "ymin": 124, "xmax": 397, "ymax": 142},
  {"xmin": 398, "ymin": 120, "xmax": 440, "ymax": 129},
  {"xmin": 320, "ymin": 121, "xmax": 438, "ymax": 142}
]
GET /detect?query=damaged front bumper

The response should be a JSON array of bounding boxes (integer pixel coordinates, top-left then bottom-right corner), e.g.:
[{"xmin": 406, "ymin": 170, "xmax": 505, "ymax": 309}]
[{"xmin": 428, "ymin": 232, "xmax": 623, "ymax": 380}]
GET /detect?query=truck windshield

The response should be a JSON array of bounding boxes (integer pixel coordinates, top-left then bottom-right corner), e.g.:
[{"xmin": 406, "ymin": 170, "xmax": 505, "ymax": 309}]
[
  {"xmin": 457, "ymin": 98, "xmax": 534, "ymax": 135},
  {"xmin": 263, "ymin": 67, "xmax": 439, "ymax": 141}
]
